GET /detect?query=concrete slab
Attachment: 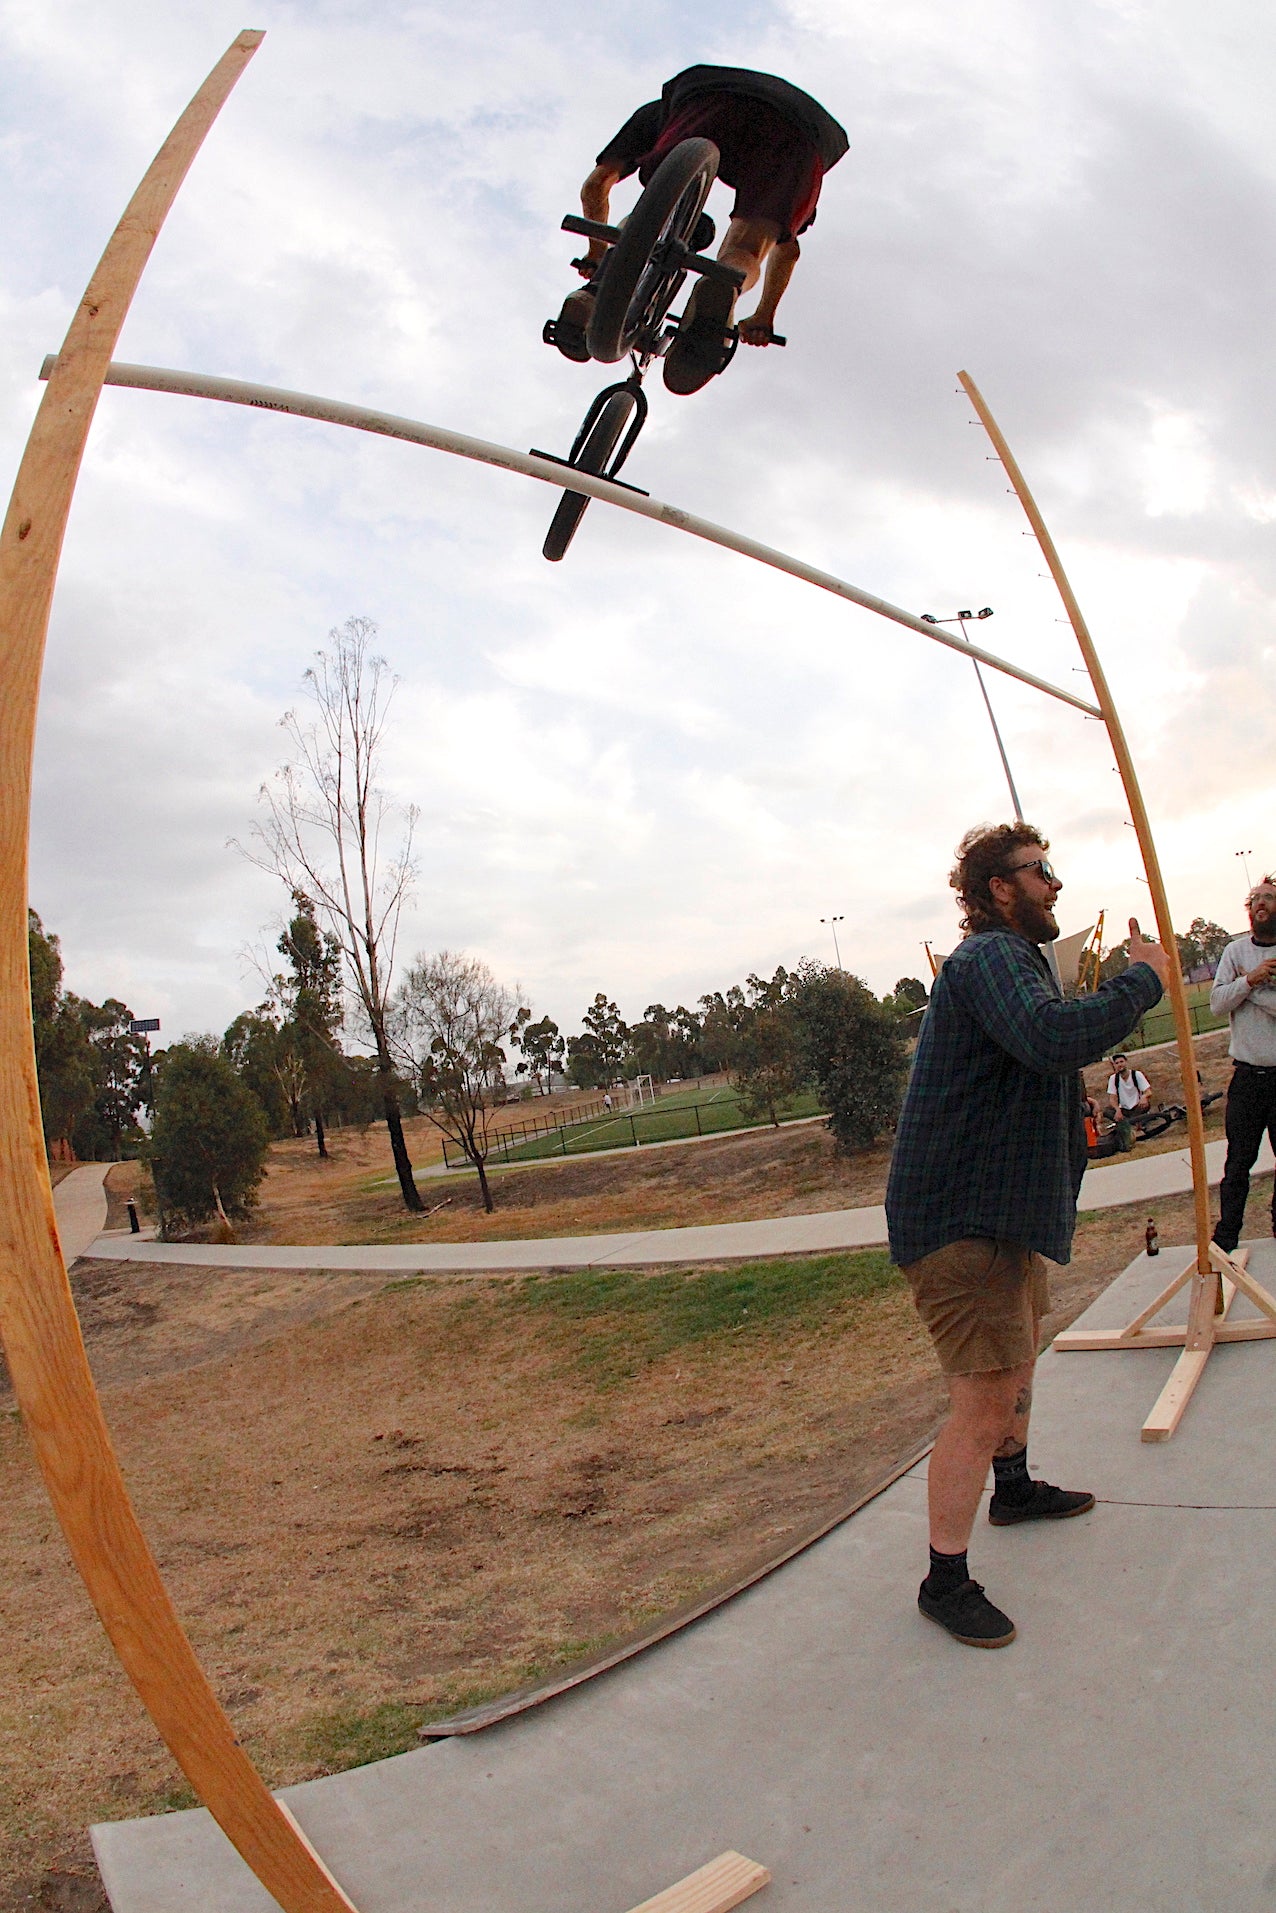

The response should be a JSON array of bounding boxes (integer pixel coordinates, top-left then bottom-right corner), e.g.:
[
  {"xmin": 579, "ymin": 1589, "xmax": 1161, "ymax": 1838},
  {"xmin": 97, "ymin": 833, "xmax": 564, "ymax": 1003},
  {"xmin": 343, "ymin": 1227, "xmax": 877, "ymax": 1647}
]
[
  {"xmin": 83, "ymin": 1204, "xmax": 892, "ymax": 1273},
  {"xmin": 52, "ymin": 1162, "xmax": 110, "ymax": 1264},
  {"xmin": 93, "ymin": 1241, "xmax": 1276, "ymax": 1913},
  {"xmin": 1079, "ymin": 1132, "xmax": 1272, "ymax": 1209}
]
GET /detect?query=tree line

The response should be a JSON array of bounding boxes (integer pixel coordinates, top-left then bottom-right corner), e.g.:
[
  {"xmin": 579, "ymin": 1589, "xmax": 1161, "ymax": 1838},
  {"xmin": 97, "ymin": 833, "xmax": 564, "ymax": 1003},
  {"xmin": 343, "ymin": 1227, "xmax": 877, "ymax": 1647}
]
[
  {"xmin": 547, "ymin": 970, "xmax": 930, "ymax": 1094},
  {"xmin": 28, "ymin": 616, "xmax": 931, "ymax": 1234},
  {"xmin": 1100, "ymin": 916, "xmax": 1233, "ymax": 983}
]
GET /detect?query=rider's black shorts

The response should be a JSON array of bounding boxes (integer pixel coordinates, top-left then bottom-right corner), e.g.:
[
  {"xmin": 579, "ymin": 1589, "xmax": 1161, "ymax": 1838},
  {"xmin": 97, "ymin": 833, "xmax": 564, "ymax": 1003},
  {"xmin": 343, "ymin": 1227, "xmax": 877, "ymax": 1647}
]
[{"xmin": 636, "ymin": 93, "xmax": 825, "ymax": 243}]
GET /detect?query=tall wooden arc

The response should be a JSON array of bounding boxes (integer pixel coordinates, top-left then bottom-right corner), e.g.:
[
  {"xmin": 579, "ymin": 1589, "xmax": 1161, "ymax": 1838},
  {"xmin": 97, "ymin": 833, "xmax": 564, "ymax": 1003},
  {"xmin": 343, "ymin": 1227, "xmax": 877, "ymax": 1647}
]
[
  {"xmin": 0, "ymin": 33, "xmax": 775, "ymax": 1913},
  {"xmin": 0, "ymin": 27, "xmax": 360, "ymax": 1913},
  {"xmin": 958, "ymin": 371, "xmax": 1276, "ymax": 1438}
]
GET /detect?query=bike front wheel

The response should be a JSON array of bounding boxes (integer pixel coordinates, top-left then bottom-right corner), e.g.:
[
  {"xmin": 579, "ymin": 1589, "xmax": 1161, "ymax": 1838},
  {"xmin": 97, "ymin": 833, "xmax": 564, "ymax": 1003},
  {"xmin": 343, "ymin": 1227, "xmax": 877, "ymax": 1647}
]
[
  {"xmin": 542, "ymin": 388, "xmax": 639, "ymax": 563},
  {"xmin": 587, "ymin": 138, "xmax": 719, "ymax": 364}
]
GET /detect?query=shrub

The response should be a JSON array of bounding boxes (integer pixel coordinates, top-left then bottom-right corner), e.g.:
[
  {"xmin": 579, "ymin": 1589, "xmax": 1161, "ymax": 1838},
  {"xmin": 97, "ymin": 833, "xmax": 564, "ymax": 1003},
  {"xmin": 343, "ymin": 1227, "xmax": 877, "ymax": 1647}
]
[
  {"xmin": 149, "ymin": 1040, "xmax": 270, "ymax": 1232},
  {"xmin": 790, "ymin": 963, "xmax": 908, "ymax": 1152}
]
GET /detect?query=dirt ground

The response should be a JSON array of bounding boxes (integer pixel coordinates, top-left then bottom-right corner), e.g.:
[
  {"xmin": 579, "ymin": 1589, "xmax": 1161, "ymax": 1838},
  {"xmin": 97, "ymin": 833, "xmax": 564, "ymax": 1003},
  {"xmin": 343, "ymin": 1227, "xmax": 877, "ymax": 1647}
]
[
  {"xmin": 6, "ymin": 1029, "xmax": 1255, "ymax": 1911},
  {"xmin": 7, "ymin": 1150, "xmax": 1275, "ymax": 1913}
]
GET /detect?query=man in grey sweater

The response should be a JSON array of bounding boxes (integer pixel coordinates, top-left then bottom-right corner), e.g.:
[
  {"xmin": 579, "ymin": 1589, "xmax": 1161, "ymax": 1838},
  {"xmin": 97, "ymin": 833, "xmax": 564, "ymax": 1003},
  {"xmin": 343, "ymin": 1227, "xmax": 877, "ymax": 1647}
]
[{"xmin": 1211, "ymin": 875, "xmax": 1276, "ymax": 1251}]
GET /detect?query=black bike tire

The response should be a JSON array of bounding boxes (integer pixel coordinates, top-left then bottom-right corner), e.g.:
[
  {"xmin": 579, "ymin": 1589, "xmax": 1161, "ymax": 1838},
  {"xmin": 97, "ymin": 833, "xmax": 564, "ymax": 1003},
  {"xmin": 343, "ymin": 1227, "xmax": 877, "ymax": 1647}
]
[
  {"xmin": 542, "ymin": 389, "xmax": 637, "ymax": 563},
  {"xmin": 587, "ymin": 138, "xmax": 719, "ymax": 364}
]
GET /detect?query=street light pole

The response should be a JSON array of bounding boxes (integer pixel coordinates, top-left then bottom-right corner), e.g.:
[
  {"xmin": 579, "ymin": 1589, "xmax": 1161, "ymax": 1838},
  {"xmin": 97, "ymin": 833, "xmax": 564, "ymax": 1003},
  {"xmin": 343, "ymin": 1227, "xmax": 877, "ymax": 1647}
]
[
  {"xmin": 921, "ymin": 608, "xmax": 1023, "ymax": 820},
  {"xmin": 921, "ymin": 606, "xmax": 1063, "ymax": 987},
  {"xmin": 1237, "ymin": 849, "xmax": 1254, "ymax": 889},
  {"xmin": 820, "ymin": 914, "xmax": 845, "ymax": 969}
]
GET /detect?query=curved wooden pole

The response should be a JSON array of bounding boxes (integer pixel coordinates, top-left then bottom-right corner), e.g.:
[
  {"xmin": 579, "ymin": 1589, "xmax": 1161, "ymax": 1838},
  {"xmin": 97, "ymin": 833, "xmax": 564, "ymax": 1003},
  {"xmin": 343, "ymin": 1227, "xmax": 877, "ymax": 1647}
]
[
  {"xmin": 957, "ymin": 372, "xmax": 1215, "ymax": 1303},
  {"xmin": 0, "ymin": 32, "xmax": 360, "ymax": 1913}
]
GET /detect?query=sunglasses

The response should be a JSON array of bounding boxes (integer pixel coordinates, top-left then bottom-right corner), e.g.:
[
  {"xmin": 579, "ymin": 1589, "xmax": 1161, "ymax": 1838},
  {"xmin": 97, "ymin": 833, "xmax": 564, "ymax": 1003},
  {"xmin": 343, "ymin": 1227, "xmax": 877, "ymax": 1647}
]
[{"xmin": 1002, "ymin": 856, "xmax": 1058, "ymax": 884}]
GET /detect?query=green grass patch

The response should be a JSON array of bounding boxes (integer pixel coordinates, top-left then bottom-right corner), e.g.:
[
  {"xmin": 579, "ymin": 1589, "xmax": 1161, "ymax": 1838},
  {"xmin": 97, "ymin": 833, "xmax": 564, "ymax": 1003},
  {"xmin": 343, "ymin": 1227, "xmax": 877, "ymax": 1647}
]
[
  {"xmin": 151, "ymin": 1782, "xmax": 199, "ymax": 1814},
  {"xmin": 1125, "ymin": 982, "xmax": 1227, "ymax": 1050},
  {"xmin": 495, "ymin": 1083, "xmax": 825, "ymax": 1165},
  {"xmin": 293, "ymin": 1700, "xmax": 427, "ymax": 1773},
  {"xmin": 505, "ymin": 1250, "xmax": 901, "ymax": 1384}
]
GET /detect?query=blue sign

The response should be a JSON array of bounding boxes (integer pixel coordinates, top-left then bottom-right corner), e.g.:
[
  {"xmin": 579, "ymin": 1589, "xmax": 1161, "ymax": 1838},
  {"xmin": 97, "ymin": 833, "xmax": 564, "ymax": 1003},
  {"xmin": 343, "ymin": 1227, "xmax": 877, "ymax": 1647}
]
[{"xmin": 130, "ymin": 1018, "xmax": 161, "ymax": 1034}]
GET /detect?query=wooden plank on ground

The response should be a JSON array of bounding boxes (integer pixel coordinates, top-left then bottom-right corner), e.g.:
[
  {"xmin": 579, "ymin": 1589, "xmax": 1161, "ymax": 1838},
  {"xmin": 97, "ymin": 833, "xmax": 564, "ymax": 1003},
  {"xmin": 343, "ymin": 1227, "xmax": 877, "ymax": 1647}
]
[
  {"xmin": 1054, "ymin": 1326, "xmax": 1188, "ymax": 1352},
  {"xmin": 1142, "ymin": 1348, "xmax": 1210, "ymax": 1442},
  {"xmin": 624, "ymin": 1852, "xmax": 771, "ymax": 1913}
]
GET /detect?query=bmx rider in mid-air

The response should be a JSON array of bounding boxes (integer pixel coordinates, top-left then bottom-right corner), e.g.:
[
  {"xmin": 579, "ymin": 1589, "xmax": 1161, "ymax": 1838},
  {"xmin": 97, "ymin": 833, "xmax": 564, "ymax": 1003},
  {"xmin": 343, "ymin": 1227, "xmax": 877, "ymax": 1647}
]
[{"xmin": 554, "ymin": 63, "xmax": 847, "ymax": 393}]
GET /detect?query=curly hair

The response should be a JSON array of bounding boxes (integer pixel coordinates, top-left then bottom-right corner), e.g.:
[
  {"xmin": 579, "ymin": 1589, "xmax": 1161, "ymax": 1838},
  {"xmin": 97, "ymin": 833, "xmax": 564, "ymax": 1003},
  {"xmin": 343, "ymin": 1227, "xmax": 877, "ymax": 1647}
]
[{"xmin": 950, "ymin": 822, "xmax": 1048, "ymax": 937}]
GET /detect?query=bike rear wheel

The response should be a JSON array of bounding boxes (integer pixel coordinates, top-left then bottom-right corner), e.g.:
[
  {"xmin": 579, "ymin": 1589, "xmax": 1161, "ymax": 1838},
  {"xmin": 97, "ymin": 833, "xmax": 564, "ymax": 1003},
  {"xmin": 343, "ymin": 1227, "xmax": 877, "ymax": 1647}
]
[
  {"xmin": 587, "ymin": 138, "xmax": 719, "ymax": 364},
  {"xmin": 542, "ymin": 388, "xmax": 639, "ymax": 563}
]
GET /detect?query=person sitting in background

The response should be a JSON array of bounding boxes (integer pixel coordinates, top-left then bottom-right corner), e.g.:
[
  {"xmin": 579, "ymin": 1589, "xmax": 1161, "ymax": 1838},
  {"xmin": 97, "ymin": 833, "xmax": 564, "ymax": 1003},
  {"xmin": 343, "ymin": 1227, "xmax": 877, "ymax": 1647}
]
[{"xmin": 1106, "ymin": 1055, "xmax": 1151, "ymax": 1120}]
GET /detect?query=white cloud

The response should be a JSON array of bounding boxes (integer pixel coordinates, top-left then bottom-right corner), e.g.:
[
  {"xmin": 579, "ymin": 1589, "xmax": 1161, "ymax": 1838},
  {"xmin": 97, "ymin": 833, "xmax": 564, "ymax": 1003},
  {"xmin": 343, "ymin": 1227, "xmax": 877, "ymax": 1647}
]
[{"xmin": 4, "ymin": 0, "xmax": 1275, "ymax": 1042}]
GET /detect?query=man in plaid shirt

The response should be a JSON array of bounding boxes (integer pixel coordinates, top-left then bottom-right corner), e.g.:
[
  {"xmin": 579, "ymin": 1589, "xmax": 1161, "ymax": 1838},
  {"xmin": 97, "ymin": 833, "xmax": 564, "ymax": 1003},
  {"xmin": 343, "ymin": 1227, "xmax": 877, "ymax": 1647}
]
[{"xmin": 887, "ymin": 823, "xmax": 1169, "ymax": 1647}]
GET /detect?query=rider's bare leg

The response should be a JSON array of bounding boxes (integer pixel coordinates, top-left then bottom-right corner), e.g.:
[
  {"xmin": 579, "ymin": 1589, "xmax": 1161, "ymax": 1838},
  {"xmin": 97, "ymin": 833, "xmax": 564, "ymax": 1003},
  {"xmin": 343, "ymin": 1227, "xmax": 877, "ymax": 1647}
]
[
  {"xmin": 738, "ymin": 236, "xmax": 800, "ymax": 345},
  {"xmin": 685, "ymin": 216, "xmax": 795, "ymax": 347},
  {"xmin": 552, "ymin": 163, "xmax": 624, "ymax": 358},
  {"xmin": 712, "ymin": 214, "xmax": 780, "ymax": 293}
]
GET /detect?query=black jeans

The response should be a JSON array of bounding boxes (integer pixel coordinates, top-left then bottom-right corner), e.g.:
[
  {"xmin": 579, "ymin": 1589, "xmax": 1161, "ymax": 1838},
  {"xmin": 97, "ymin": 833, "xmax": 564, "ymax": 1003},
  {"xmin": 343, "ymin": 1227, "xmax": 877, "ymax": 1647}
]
[{"xmin": 1214, "ymin": 1061, "xmax": 1276, "ymax": 1250}]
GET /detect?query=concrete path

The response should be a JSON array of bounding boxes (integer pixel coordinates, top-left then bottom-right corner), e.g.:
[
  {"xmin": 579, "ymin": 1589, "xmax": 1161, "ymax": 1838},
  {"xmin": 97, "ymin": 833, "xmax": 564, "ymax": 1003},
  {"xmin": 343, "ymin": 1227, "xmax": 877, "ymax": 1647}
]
[
  {"xmin": 93, "ymin": 1239, "xmax": 1276, "ymax": 1912},
  {"xmin": 83, "ymin": 1135, "xmax": 1272, "ymax": 1274},
  {"xmin": 52, "ymin": 1162, "xmax": 110, "ymax": 1264}
]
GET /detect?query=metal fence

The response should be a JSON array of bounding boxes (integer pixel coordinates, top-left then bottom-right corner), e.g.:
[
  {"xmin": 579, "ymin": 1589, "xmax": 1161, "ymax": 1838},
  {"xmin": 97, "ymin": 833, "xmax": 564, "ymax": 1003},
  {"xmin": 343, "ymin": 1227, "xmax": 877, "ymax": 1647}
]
[
  {"xmin": 439, "ymin": 1076, "xmax": 726, "ymax": 1169},
  {"xmin": 1126, "ymin": 998, "xmax": 1228, "ymax": 1051}
]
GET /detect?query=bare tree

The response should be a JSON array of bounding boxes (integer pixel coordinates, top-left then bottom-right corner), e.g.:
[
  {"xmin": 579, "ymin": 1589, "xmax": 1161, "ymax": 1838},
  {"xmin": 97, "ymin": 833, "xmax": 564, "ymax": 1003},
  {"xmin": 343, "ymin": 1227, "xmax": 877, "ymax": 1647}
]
[
  {"xmin": 239, "ymin": 616, "xmax": 424, "ymax": 1210},
  {"xmin": 395, "ymin": 950, "xmax": 526, "ymax": 1213}
]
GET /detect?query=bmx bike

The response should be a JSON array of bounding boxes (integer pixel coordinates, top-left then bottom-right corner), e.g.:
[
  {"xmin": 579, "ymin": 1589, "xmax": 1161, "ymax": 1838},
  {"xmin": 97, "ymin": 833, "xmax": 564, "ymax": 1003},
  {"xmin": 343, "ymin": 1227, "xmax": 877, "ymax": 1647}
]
[{"xmin": 536, "ymin": 136, "xmax": 782, "ymax": 563}]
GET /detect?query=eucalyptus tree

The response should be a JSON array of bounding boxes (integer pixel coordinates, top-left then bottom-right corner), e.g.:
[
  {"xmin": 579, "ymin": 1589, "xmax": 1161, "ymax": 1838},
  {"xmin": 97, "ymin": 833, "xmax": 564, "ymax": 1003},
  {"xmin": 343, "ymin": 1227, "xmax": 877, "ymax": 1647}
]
[
  {"xmin": 241, "ymin": 617, "xmax": 423, "ymax": 1210},
  {"xmin": 397, "ymin": 950, "xmax": 526, "ymax": 1214}
]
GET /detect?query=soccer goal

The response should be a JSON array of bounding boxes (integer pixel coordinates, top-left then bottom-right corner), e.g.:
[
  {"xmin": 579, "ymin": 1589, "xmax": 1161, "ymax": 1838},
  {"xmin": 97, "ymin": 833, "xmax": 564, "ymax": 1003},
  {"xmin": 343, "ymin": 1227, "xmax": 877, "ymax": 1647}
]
[{"xmin": 625, "ymin": 1074, "xmax": 655, "ymax": 1108}]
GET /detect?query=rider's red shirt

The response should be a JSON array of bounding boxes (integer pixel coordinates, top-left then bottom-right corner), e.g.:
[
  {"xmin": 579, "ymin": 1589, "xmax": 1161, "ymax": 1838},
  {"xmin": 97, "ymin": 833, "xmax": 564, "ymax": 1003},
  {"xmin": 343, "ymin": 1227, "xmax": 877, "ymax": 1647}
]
[{"xmin": 597, "ymin": 66, "xmax": 845, "ymax": 242}]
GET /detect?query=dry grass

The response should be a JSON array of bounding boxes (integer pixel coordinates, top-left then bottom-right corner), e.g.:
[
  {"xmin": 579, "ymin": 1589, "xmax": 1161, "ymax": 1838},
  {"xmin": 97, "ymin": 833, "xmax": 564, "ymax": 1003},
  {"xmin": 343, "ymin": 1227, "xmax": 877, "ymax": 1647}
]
[
  {"xmin": 8, "ymin": 1156, "xmax": 1274, "ymax": 1913},
  {"xmin": 0, "ymin": 1248, "xmax": 939, "ymax": 1911},
  {"xmin": 107, "ymin": 1118, "xmax": 894, "ymax": 1249},
  {"xmin": 103, "ymin": 1032, "xmax": 1236, "ymax": 1255},
  {"xmin": 9, "ymin": 1028, "xmax": 1261, "ymax": 1912}
]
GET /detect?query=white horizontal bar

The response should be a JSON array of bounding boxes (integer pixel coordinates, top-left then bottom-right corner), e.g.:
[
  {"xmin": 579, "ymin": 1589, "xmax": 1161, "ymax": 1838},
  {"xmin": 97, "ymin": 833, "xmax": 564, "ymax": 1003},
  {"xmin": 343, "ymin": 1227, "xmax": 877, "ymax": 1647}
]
[{"xmin": 42, "ymin": 355, "xmax": 1101, "ymax": 719}]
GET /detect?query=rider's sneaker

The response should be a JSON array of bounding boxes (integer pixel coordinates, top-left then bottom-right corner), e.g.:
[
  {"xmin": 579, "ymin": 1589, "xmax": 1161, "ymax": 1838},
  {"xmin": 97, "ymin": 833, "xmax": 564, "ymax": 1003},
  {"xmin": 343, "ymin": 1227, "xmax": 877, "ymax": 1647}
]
[
  {"xmin": 988, "ymin": 1481, "xmax": 1095, "ymax": 1526},
  {"xmin": 663, "ymin": 277, "xmax": 736, "ymax": 395},
  {"xmin": 549, "ymin": 285, "xmax": 595, "ymax": 363},
  {"xmin": 918, "ymin": 1575, "xmax": 1016, "ymax": 1648}
]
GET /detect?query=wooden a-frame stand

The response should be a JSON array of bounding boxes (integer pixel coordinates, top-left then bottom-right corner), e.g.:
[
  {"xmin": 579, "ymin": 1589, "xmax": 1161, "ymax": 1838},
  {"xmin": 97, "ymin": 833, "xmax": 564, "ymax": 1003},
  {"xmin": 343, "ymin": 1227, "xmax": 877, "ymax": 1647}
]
[
  {"xmin": 958, "ymin": 372, "xmax": 1276, "ymax": 1444},
  {"xmin": 1054, "ymin": 1244, "xmax": 1276, "ymax": 1440}
]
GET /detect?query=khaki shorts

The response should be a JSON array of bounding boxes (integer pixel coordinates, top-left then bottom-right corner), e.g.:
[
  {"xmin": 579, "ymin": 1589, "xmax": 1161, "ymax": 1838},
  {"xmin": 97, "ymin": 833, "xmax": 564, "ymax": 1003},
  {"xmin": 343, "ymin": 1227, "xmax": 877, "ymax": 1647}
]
[{"xmin": 903, "ymin": 1238, "xmax": 1049, "ymax": 1375}]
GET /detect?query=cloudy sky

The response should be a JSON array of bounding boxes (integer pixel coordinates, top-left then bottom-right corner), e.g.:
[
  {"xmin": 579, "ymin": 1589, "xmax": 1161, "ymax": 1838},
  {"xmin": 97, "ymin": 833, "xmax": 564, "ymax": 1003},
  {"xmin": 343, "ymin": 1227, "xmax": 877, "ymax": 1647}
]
[{"xmin": 4, "ymin": 0, "xmax": 1275, "ymax": 1045}]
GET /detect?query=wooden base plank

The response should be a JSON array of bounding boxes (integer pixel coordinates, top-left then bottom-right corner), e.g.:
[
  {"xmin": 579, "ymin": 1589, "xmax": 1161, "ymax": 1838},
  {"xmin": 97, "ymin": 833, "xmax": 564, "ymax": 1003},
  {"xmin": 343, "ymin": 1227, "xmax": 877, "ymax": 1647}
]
[
  {"xmin": 1142, "ymin": 1348, "xmax": 1211, "ymax": 1442},
  {"xmin": 1055, "ymin": 1326, "xmax": 1191, "ymax": 1352},
  {"xmin": 624, "ymin": 1852, "xmax": 771, "ymax": 1913},
  {"xmin": 1059, "ymin": 1318, "xmax": 1276, "ymax": 1352}
]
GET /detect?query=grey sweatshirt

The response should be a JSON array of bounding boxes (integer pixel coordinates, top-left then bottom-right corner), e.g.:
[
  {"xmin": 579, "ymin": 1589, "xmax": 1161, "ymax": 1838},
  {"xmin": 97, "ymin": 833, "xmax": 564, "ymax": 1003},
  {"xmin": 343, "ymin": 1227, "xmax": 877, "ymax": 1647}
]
[{"xmin": 1210, "ymin": 934, "xmax": 1276, "ymax": 1066}]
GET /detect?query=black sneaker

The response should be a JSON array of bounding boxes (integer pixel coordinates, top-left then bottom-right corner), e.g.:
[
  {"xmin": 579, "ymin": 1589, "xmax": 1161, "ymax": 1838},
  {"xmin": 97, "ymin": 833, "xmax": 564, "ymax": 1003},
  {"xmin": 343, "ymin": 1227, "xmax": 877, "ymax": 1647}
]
[
  {"xmin": 988, "ymin": 1481, "xmax": 1095, "ymax": 1526},
  {"xmin": 918, "ymin": 1576, "xmax": 1016, "ymax": 1648},
  {"xmin": 663, "ymin": 277, "xmax": 737, "ymax": 395},
  {"xmin": 546, "ymin": 285, "xmax": 596, "ymax": 362}
]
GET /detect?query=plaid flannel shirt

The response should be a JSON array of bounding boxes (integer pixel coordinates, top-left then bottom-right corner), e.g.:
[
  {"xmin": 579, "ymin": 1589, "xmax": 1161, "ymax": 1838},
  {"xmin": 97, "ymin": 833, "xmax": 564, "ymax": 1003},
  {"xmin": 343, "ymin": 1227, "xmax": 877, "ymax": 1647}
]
[{"xmin": 886, "ymin": 931, "xmax": 1163, "ymax": 1267}]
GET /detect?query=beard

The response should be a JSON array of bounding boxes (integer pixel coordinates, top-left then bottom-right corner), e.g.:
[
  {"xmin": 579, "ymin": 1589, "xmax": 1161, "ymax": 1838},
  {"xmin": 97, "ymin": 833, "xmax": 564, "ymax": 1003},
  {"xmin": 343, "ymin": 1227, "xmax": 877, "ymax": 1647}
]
[
  {"xmin": 1010, "ymin": 895, "xmax": 1060, "ymax": 944},
  {"xmin": 1251, "ymin": 912, "xmax": 1276, "ymax": 947}
]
